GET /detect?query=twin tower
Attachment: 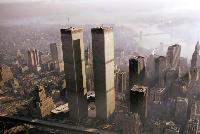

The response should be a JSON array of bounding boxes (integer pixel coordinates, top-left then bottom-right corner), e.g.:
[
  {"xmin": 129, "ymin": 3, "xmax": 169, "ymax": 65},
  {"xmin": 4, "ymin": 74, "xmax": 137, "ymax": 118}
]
[{"xmin": 60, "ymin": 27, "xmax": 115, "ymax": 121}]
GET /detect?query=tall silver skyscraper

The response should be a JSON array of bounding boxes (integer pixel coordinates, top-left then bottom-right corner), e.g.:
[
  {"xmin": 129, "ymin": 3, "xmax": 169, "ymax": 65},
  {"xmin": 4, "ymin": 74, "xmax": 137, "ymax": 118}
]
[
  {"xmin": 60, "ymin": 27, "xmax": 87, "ymax": 121},
  {"xmin": 91, "ymin": 27, "xmax": 115, "ymax": 120}
]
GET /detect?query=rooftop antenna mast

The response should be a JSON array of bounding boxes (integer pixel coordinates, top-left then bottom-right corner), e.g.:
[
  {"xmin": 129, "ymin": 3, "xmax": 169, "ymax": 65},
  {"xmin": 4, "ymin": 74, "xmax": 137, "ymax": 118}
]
[{"xmin": 68, "ymin": 17, "xmax": 70, "ymax": 27}]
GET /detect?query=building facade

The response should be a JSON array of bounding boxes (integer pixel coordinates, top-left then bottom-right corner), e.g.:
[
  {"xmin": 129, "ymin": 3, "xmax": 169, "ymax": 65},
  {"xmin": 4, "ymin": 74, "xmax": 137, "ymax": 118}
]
[
  {"xmin": 129, "ymin": 56, "xmax": 145, "ymax": 87},
  {"xmin": 91, "ymin": 27, "xmax": 115, "ymax": 120},
  {"xmin": 166, "ymin": 44, "xmax": 181, "ymax": 70},
  {"xmin": 130, "ymin": 85, "xmax": 148, "ymax": 122},
  {"xmin": 61, "ymin": 27, "xmax": 88, "ymax": 121},
  {"xmin": 29, "ymin": 85, "xmax": 55, "ymax": 118},
  {"xmin": 50, "ymin": 43, "xmax": 63, "ymax": 63}
]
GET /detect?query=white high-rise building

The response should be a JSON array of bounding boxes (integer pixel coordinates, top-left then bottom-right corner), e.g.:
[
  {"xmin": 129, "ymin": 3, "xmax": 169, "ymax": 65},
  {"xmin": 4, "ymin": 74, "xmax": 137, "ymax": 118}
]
[{"xmin": 91, "ymin": 27, "xmax": 115, "ymax": 120}]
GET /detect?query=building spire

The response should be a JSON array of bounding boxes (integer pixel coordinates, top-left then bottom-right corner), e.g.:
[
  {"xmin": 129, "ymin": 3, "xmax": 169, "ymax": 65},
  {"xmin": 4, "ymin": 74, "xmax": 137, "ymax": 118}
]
[{"xmin": 195, "ymin": 41, "xmax": 200, "ymax": 53}]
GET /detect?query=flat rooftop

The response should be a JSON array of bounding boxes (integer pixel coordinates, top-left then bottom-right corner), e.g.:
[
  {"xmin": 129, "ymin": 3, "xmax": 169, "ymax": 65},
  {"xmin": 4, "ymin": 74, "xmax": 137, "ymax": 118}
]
[
  {"xmin": 61, "ymin": 27, "xmax": 83, "ymax": 34},
  {"xmin": 51, "ymin": 103, "xmax": 69, "ymax": 114},
  {"xmin": 91, "ymin": 26, "xmax": 113, "ymax": 32},
  {"xmin": 129, "ymin": 56, "xmax": 145, "ymax": 60},
  {"xmin": 131, "ymin": 85, "xmax": 148, "ymax": 93},
  {"xmin": 176, "ymin": 97, "xmax": 188, "ymax": 103}
]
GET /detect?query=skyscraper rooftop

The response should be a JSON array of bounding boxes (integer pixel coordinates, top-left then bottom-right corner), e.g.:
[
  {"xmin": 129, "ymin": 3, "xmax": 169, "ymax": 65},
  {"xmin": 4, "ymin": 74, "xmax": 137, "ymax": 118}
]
[
  {"xmin": 91, "ymin": 26, "xmax": 113, "ymax": 32},
  {"xmin": 60, "ymin": 27, "xmax": 83, "ymax": 34},
  {"xmin": 131, "ymin": 85, "xmax": 147, "ymax": 93}
]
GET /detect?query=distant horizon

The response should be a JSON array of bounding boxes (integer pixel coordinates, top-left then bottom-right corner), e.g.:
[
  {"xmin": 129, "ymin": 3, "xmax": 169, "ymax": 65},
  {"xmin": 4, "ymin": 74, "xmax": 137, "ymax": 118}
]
[{"xmin": 0, "ymin": 0, "xmax": 200, "ymax": 58}]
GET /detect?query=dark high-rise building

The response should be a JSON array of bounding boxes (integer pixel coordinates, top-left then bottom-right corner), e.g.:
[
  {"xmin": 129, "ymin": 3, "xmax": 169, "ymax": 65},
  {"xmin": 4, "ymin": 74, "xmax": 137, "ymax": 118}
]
[
  {"xmin": 179, "ymin": 57, "xmax": 189, "ymax": 77},
  {"xmin": 85, "ymin": 45, "xmax": 93, "ymax": 91},
  {"xmin": 91, "ymin": 27, "xmax": 115, "ymax": 120},
  {"xmin": 146, "ymin": 54, "xmax": 157, "ymax": 86},
  {"xmin": 61, "ymin": 27, "xmax": 88, "ymax": 121},
  {"xmin": 115, "ymin": 70, "xmax": 127, "ymax": 93},
  {"xmin": 155, "ymin": 56, "xmax": 167, "ymax": 88},
  {"xmin": 50, "ymin": 43, "xmax": 64, "ymax": 73},
  {"xmin": 129, "ymin": 56, "xmax": 145, "ymax": 88},
  {"xmin": 165, "ymin": 69, "xmax": 179, "ymax": 95},
  {"xmin": 174, "ymin": 97, "xmax": 188, "ymax": 126},
  {"xmin": 130, "ymin": 85, "xmax": 148, "ymax": 122},
  {"xmin": 50, "ymin": 43, "xmax": 63, "ymax": 63}
]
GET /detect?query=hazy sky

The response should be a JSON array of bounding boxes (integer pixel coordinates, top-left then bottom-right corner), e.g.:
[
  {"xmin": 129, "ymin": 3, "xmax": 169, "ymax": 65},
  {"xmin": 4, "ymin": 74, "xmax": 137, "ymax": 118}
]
[
  {"xmin": 0, "ymin": 0, "xmax": 200, "ymax": 58},
  {"xmin": 1, "ymin": 0, "xmax": 200, "ymax": 20},
  {"xmin": 1, "ymin": 0, "xmax": 200, "ymax": 25},
  {"xmin": 0, "ymin": 0, "xmax": 199, "ymax": 28}
]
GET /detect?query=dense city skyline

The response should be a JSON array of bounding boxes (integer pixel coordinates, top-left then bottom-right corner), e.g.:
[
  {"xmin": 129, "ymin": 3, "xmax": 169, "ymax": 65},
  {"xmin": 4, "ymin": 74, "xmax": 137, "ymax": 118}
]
[{"xmin": 1, "ymin": 0, "xmax": 200, "ymax": 134}]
